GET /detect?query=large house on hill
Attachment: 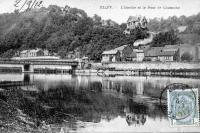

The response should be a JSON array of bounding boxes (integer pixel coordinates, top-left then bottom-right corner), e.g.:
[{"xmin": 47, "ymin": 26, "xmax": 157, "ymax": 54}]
[{"xmin": 124, "ymin": 16, "xmax": 148, "ymax": 35}]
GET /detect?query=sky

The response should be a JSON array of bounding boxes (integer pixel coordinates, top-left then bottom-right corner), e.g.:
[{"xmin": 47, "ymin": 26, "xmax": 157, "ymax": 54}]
[{"xmin": 0, "ymin": 0, "xmax": 200, "ymax": 24}]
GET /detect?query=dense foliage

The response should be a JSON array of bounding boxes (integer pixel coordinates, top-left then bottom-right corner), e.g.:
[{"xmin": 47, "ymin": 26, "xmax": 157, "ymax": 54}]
[
  {"xmin": 0, "ymin": 5, "xmax": 148, "ymax": 60},
  {"xmin": 0, "ymin": 5, "xmax": 200, "ymax": 60},
  {"xmin": 181, "ymin": 52, "xmax": 193, "ymax": 61},
  {"xmin": 150, "ymin": 29, "xmax": 182, "ymax": 47}
]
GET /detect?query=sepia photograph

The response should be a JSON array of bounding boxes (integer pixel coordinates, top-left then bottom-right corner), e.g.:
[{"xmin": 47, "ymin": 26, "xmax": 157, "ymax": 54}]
[{"xmin": 0, "ymin": 0, "xmax": 200, "ymax": 132}]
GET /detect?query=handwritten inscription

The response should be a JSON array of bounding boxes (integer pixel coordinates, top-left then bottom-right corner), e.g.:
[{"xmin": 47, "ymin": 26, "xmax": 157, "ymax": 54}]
[{"xmin": 14, "ymin": 0, "xmax": 43, "ymax": 12}]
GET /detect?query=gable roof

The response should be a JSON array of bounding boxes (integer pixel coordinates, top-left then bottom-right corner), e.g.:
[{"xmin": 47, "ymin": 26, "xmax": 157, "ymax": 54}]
[
  {"xmin": 163, "ymin": 45, "xmax": 179, "ymax": 52},
  {"xmin": 145, "ymin": 47, "xmax": 163, "ymax": 57},
  {"xmin": 179, "ymin": 44, "xmax": 194, "ymax": 47},
  {"xmin": 159, "ymin": 51, "xmax": 176, "ymax": 56},
  {"xmin": 127, "ymin": 51, "xmax": 137, "ymax": 58},
  {"xmin": 29, "ymin": 49, "xmax": 42, "ymax": 53},
  {"xmin": 127, "ymin": 16, "xmax": 138, "ymax": 23},
  {"xmin": 21, "ymin": 50, "xmax": 28, "ymax": 54},
  {"xmin": 102, "ymin": 50, "xmax": 119, "ymax": 55},
  {"xmin": 164, "ymin": 45, "xmax": 179, "ymax": 49},
  {"xmin": 113, "ymin": 45, "xmax": 128, "ymax": 51}
]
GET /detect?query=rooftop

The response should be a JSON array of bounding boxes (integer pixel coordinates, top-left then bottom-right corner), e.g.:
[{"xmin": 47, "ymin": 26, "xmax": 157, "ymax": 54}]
[
  {"xmin": 21, "ymin": 50, "xmax": 28, "ymax": 54},
  {"xmin": 102, "ymin": 50, "xmax": 119, "ymax": 55},
  {"xmin": 145, "ymin": 47, "xmax": 163, "ymax": 57},
  {"xmin": 113, "ymin": 45, "xmax": 128, "ymax": 51},
  {"xmin": 29, "ymin": 49, "xmax": 42, "ymax": 53},
  {"xmin": 159, "ymin": 51, "xmax": 176, "ymax": 56}
]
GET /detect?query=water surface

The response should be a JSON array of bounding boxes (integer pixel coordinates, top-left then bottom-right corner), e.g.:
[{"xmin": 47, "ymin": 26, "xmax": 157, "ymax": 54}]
[{"xmin": 0, "ymin": 73, "xmax": 200, "ymax": 132}]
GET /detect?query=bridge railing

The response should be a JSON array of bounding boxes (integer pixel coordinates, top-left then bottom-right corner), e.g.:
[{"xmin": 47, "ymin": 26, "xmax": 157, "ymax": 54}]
[{"xmin": 0, "ymin": 59, "xmax": 79, "ymax": 66}]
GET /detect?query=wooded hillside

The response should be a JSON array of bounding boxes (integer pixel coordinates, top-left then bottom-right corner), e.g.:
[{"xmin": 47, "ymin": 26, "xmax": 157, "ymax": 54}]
[{"xmin": 0, "ymin": 5, "xmax": 200, "ymax": 60}]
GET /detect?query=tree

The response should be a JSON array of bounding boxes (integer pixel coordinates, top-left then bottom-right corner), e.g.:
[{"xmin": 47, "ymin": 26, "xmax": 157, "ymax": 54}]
[
  {"xmin": 151, "ymin": 29, "xmax": 181, "ymax": 47},
  {"xmin": 93, "ymin": 14, "xmax": 102, "ymax": 25},
  {"xmin": 181, "ymin": 52, "xmax": 193, "ymax": 62}
]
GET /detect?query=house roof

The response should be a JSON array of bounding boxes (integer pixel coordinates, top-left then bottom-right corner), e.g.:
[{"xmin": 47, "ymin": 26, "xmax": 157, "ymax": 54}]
[
  {"xmin": 102, "ymin": 45, "xmax": 128, "ymax": 55},
  {"xmin": 21, "ymin": 50, "xmax": 28, "ymax": 54},
  {"xmin": 102, "ymin": 50, "xmax": 119, "ymax": 55},
  {"xmin": 127, "ymin": 16, "xmax": 146, "ymax": 23},
  {"xmin": 29, "ymin": 49, "xmax": 42, "ymax": 53},
  {"xmin": 163, "ymin": 45, "xmax": 179, "ymax": 51},
  {"xmin": 145, "ymin": 47, "xmax": 163, "ymax": 57},
  {"xmin": 127, "ymin": 16, "xmax": 138, "ymax": 23},
  {"xmin": 139, "ymin": 45, "xmax": 150, "ymax": 51},
  {"xmin": 113, "ymin": 45, "xmax": 128, "ymax": 51},
  {"xmin": 164, "ymin": 45, "xmax": 179, "ymax": 49},
  {"xmin": 127, "ymin": 51, "xmax": 137, "ymax": 58},
  {"xmin": 159, "ymin": 51, "xmax": 176, "ymax": 56},
  {"xmin": 179, "ymin": 44, "xmax": 194, "ymax": 47},
  {"xmin": 21, "ymin": 49, "xmax": 44, "ymax": 54}
]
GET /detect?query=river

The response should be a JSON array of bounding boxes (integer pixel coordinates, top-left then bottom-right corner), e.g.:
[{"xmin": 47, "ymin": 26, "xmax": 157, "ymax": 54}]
[{"xmin": 0, "ymin": 73, "xmax": 200, "ymax": 132}]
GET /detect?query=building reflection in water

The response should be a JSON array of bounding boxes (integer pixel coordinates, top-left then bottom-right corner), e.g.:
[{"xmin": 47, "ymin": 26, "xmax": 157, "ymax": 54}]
[
  {"xmin": 1, "ymin": 74, "xmax": 200, "ymax": 131},
  {"xmin": 124, "ymin": 99, "xmax": 147, "ymax": 126}
]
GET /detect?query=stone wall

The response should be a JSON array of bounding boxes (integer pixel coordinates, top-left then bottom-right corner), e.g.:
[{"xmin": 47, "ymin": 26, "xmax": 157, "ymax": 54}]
[{"xmin": 105, "ymin": 62, "xmax": 200, "ymax": 70}]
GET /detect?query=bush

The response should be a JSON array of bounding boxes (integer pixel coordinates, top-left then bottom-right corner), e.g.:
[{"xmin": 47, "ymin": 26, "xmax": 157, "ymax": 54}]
[{"xmin": 181, "ymin": 52, "xmax": 193, "ymax": 62}]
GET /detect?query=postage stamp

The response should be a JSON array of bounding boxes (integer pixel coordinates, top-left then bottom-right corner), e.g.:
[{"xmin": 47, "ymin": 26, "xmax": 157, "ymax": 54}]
[{"xmin": 167, "ymin": 88, "xmax": 199, "ymax": 126}]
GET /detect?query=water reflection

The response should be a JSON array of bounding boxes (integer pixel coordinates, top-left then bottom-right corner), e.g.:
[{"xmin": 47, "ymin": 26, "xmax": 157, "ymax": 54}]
[{"xmin": 0, "ymin": 73, "xmax": 200, "ymax": 132}]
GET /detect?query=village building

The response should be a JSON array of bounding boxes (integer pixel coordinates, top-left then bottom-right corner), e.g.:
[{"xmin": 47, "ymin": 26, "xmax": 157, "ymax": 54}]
[
  {"xmin": 20, "ymin": 50, "xmax": 28, "ymax": 58},
  {"xmin": 126, "ymin": 51, "xmax": 137, "ymax": 61},
  {"xmin": 126, "ymin": 16, "xmax": 147, "ymax": 30},
  {"xmin": 124, "ymin": 16, "xmax": 148, "ymax": 35},
  {"xmin": 113, "ymin": 45, "xmax": 133, "ymax": 61},
  {"xmin": 144, "ymin": 47, "xmax": 163, "ymax": 61},
  {"xmin": 136, "ymin": 50, "xmax": 145, "ymax": 62},
  {"xmin": 101, "ymin": 43, "xmax": 200, "ymax": 63},
  {"xmin": 101, "ymin": 45, "xmax": 133, "ymax": 62},
  {"xmin": 66, "ymin": 51, "xmax": 76, "ymax": 59},
  {"xmin": 20, "ymin": 49, "xmax": 49, "ymax": 58},
  {"xmin": 158, "ymin": 51, "xmax": 178, "ymax": 62},
  {"xmin": 28, "ymin": 49, "xmax": 44, "ymax": 57},
  {"xmin": 66, "ymin": 48, "xmax": 81, "ymax": 59},
  {"xmin": 101, "ymin": 50, "xmax": 120, "ymax": 63},
  {"xmin": 113, "ymin": 45, "xmax": 127, "ymax": 58},
  {"xmin": 145, "ymin": 46, "xmax": 179, "ymax": 62}
]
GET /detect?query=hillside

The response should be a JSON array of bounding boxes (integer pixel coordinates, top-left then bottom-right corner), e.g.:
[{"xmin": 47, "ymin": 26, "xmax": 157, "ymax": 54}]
[
  {"xmin": 0, "ymin": 5, "xmax": 148, "ymax": 60},
  {"xmin": 0, "ymin": 5, "xmax": 200, "ymax": 60}
]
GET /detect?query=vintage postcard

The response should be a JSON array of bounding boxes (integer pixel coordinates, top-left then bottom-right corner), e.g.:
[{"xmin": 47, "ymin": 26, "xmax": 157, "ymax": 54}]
[{"xmin": 0, "ymin": 0, "xmax": 200, "ymax": 132}]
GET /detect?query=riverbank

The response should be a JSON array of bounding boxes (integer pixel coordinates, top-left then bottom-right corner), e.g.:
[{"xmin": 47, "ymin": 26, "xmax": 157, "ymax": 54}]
[
  {"xmin": 1, "ymin": 62, "xmax": 200, "ymax": 77},
  {"xmin": 90, "ymin": 62, "xmax": 200, "ymax": 77}
]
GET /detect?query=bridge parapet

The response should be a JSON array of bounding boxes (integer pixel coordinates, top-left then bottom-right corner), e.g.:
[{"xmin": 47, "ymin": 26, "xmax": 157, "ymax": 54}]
[{"xmin": 0, "ymin": 60, "xmax": 79, "ymax": 66}]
